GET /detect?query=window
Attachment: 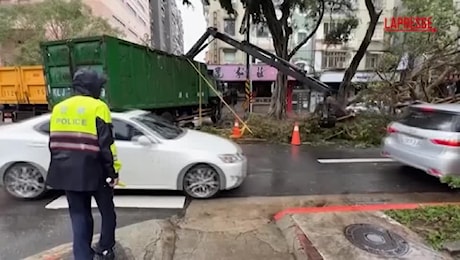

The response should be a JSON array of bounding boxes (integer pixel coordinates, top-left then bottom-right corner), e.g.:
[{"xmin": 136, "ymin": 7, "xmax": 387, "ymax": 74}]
[
  {"xmin": 138, "ymin": 17, "xmax": 147, "ymax": 26},
  {"xmin": 256, "ymin": 23, "xmax": 269, "ymax": 37},
  {"xmin": 372, "ymin": 0, "xmax": 384, "ymax": 10},
  {"xmin": 224, "ymin": 18, "xmax": 236, "ymax": 36},
  {"xmin": 136, "ymin": 0, "xmax": 146, "ymax": 12},
  {"xmin": 398, "ymin": 107, "xmax": 460, "ymax": 132},
  {"xmin": 133, "ymin": 114, "xmax": 183, "ymax": 139},
  {"xmin": 297, "ymin": 32, "xmax": 308, "ymax": 44},
  {"xmin": 36, "ymin": 121, "xmax": 50, "ymax": 134},
  {"xmin": 112, "ymin": 119, "xmax": 144, "ymax": 141},
  {"xmin": 223, "ymin": 49, "xmax": 236, "ymax": 63},
  {"xmin": 325, "ymin": 1, "xmax": 343, "ymax": 11},
  {"xmin": 365, "ymin": 53, "xmax": 381, "ymax": 69},
  {"xmin": 323, "ymin": 21, "xmax": 343, "ymax": 37},
  {"xmin": 372, "ymin": 22, "xmax": 384, "ymax": 39},
  {"xmin": 129, "ymin": 29, "xmax": 138, "ymax": 37},
  {"xmin": 127, "ymin": 3, "xmax": 137, "ymax": 16},
  {"xmin": 322, "ymin": 51, "xmax": 347, "ymax": 69},
  {"xmin": 112, "ymin": 15, "xmax": 125, "ymax": 28}
]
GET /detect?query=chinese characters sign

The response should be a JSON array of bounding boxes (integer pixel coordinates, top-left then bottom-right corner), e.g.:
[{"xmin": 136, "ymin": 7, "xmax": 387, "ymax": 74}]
[{"xmin": 208, "ymin": 64, "xmax": 294, "ymax": 81}]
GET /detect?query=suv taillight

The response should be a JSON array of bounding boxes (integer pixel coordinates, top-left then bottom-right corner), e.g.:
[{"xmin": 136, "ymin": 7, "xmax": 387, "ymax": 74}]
[
  {"xmin": 431, "ymin": 139, "xmax": 460, "ymax": 147},
  {"xmin": 387, "ymin": 125, "xmax": 397, "ymax": 133}
]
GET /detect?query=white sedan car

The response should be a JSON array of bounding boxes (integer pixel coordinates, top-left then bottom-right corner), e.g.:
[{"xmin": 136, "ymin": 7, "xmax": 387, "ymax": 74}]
[{"xmin": 0, "ymin": 110, "xmax": 247, "ymax": 199}]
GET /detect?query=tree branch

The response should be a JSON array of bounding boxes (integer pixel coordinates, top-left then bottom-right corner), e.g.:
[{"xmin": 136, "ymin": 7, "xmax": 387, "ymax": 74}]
[
  {"xmin": 338, "ymin": 0, "xmax": 382, "ymax": 106},
  {"xmin": 288, "ymin": 0, "xmax": 325, "ymax": 60}
]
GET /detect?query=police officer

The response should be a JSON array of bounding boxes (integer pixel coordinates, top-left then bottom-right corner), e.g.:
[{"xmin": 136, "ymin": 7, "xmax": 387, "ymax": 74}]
[{"xmin": 46, "ymin": 68, "xmax": 122, "ymax": 260}]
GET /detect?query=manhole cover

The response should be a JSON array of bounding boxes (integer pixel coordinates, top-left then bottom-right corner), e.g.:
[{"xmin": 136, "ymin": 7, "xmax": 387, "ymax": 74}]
[{"xmin": 344, "ymin": 223, "xmax": 410, "ymax": 257}]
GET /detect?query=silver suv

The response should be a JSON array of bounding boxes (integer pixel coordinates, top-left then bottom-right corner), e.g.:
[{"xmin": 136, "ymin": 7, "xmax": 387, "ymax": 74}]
[{"xmin": 382, "ymin": 104, "xmax": 460, "ymax": 178}]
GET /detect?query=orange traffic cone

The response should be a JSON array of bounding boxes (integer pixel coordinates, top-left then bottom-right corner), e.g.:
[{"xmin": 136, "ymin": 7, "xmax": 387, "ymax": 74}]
[
  {"xmin": 230, "ymin": 120, "xmax": 241, "ymax": 139},
  {"xmin": 291, "ymin": 122, "xmax": 301, "ymax": 145}
]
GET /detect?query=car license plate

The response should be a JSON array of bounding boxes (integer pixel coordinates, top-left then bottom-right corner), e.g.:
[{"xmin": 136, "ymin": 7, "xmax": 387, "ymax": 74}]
[{"xmin": 401, "ymin": 136, "xmax": 419, "ymax": 147}]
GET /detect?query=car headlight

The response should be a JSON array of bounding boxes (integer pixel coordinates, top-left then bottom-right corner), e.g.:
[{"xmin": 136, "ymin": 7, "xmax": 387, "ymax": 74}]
[{"xmin": 218, "ymin": 154, "xmax": 242, "ymax": 163}]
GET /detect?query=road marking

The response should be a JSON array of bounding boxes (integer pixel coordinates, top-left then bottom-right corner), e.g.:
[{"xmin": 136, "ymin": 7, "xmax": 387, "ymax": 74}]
[
  {"xmin": 45, "ymin": 195, "xmax": 186, "ymax": 210},
  {"xmin": 317, "ymin": 158, "xmax": 395, "ymax": 164}
]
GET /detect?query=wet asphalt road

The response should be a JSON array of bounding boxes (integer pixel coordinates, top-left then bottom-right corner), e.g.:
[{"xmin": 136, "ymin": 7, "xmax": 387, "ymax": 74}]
[
  {"xmin": 0, "ymin": 144, "xmax": 454, "ymax": 259},
  {"xmin": 223, "ymin": 144, "xmax": 452, "ymax": 197}
]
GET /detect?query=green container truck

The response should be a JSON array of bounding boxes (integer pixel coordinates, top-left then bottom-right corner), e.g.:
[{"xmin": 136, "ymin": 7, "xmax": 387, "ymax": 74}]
[{"xmin": 40, "ymin": 35, "xmax": 223, "ymax": 124}]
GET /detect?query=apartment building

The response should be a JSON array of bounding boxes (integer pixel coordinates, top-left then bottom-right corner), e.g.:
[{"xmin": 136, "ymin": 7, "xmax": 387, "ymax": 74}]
[
  {"xmin": 203, "ymin": 0, "xmax": 395, "ymax": 75},
  {"xmin": 315, "ymin": 0, "xmax": 396, "ymax": 85},
  {"xmin": 150, "ymin": 0, "xmax": 184, "ymax": 55},
  {"xmin": 203, "ymin": 0, "xmax": 275, "ymax": 65},
  {"xmin": 0, "ymin": 0, "xmax": 151, "ymax": 44}
]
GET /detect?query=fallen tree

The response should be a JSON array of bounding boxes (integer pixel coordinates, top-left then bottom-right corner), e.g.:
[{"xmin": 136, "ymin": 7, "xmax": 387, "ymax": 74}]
[{"xmin": 367, "ymin": 0, "xmax": 460, "ymax": 110}]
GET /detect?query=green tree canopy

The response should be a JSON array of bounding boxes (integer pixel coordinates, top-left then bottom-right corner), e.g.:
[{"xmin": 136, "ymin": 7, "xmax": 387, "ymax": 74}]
[
  {"xmin": 376, "ymin": 0, "xmax": 460, "ymax": 103},
  {"xmin": 0, "ymin": 0, "xmax": 122, "ymax": 65}
]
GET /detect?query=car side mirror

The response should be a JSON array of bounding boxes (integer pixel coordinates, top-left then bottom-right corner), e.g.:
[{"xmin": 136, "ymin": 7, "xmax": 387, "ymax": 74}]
[{"xmin": 132, "ymin": 135, "xmax": 152, "ymax": 146}]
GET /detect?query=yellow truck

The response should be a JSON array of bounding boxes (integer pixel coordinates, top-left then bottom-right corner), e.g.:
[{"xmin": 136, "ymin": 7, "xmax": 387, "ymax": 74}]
[{"xmin": 0, "ymin": 66, "xmax": 48, "ymax": 122}]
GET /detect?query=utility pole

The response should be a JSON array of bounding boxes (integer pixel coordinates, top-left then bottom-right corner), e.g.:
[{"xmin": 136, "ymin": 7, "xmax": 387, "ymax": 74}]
[{"xmin": 244, "ymin": 12, "xmax": 252, "ymax": 114}]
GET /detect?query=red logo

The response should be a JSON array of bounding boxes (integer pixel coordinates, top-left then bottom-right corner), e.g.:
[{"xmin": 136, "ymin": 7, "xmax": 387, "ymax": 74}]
[{"xmin": 384, "ymin": 16, "xmax": 437, "ymax": 32}]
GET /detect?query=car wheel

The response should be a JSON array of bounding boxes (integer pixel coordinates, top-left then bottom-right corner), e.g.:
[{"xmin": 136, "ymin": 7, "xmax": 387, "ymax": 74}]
[
  {"xmin": 3, "ymin": 162, "xmax": 47, "ymax": 200},
  {"xmin": 160, "ymin": 111, "xmax": 175, "ymax": 123},
  {"xmin": 183, "ymin": 164, "xmax": 220, "ymax": 199}
]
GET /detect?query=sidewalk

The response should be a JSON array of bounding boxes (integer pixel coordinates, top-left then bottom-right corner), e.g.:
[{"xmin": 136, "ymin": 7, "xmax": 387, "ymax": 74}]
[
  {"xmin": 26, "ymin": 193, "xmax": 459, "ymax": 260},
  {"xmin": 276, "ymin": 206, "xmax": 452, "ymax": 260}
]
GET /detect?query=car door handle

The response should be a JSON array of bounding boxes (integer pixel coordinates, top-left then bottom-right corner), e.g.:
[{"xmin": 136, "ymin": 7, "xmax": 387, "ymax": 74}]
[{"xmin": 27, "ymin": 142, "xmax": 47, "ymax": 147}]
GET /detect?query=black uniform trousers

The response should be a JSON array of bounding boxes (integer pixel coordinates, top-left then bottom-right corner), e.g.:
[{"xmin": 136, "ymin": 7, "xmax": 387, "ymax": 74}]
[{"xmin": 65, "ymin": 185, "xmax": 117, "ymax": 260}]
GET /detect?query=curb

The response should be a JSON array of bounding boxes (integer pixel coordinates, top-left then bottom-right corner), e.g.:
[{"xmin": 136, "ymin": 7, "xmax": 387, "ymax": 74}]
[
  {"xmin": 24, "ymin": 243, "xmax": 72, "ymax": 260},
  {"xmin": 273, "ymin": 202, "xmax": 460, "ymax": 260},
  {"xmin": 273, "ymin": 202, "xmax": 459, "ymax": 221},
  {"xmin": 24, "ymin": 235, "xmax": 100, "ymax": 260},
  {"xmin": 276, "ymin": 215, "xmax": 320, "ymax": 260},
  {"xmin": 24, "ymin": 219, "xmax": 175, "ymax": 260}
]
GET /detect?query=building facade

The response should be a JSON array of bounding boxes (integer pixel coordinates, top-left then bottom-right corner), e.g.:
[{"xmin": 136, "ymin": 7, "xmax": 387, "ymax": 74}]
[
  {"xmin": 150, "ymin": 0, "xmax": 184, "ymax": 55},
  {"xmin": 315, "ymin": 0, "xmax": 396, "ymax": 86},
  {"xmin": 203, "ymin": 0, "xmax": 275, "ymax": 65},
  {"xmin": 0, "ymin": 0, "xmax": 151, "ymax": 44}
]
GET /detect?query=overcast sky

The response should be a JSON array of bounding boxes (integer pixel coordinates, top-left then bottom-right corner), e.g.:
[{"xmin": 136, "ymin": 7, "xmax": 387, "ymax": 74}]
[{"xmin": 177, "ymin": 0, "xmax": 207, "ymax": 61}]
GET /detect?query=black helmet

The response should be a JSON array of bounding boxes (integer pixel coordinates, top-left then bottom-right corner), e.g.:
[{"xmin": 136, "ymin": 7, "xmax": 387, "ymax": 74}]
[{"xmin": 72, "ymin": 68, "xmax": 107, "ymax": 99}]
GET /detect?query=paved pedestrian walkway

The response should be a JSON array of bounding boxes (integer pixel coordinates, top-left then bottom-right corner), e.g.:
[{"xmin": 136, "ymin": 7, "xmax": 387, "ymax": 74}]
[{"xmin": 25, "ymin": 194, "xmax": 458, "ymax": 260}]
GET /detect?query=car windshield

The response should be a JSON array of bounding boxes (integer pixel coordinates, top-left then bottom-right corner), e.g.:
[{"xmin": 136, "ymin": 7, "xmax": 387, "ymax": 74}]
[
  {"xmin": 132, "ymin": 113, "xmax": 184, "ymax": 139},
  {"xmin": 398, "ymin": 107, "xmax": 460, "ymax": 132}
]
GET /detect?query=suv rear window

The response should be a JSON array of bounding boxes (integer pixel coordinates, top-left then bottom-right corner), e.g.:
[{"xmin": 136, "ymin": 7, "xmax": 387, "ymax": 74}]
[{"xmin": 398, "ymin": 107, "xmax": 460, "ymax": 132}]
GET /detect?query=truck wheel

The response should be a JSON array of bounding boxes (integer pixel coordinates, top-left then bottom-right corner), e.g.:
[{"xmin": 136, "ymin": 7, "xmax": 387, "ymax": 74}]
[
  {"xmin": 160, "ymin": 111, "xmax": 175, "ymax": 123},
  {"xmin": 210, "ymin": 105, "xmax": 221, "ymax": 124}
]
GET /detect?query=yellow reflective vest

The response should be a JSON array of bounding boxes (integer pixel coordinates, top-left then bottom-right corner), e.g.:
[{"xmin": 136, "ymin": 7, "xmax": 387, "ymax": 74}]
[{"xmin": 47, "ymin": 95, "xmax": 122, "ymax": 191}]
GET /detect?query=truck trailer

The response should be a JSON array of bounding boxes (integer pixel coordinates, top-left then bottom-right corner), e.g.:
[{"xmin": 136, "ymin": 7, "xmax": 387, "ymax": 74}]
[
  {"xmin": 0, "ymin": 66, "xmax": 49, "ymax": 122},
  {"xmin": 1, "ymin": 36, "xmax": 225, "ymax": 124},
  {"xmin": 39, "ymin": 35, "xmax": 223, "ymax": 124}
]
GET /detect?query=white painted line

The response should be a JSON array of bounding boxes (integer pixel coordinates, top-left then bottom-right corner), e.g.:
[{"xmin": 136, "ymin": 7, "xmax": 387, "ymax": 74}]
[
  {"xmin": 317, "ymin": 158, "xmax": 395, "ymax": 164},
  {"xmin": 45, "ymin": 195, "xmax": 186, "ymax": 210}
]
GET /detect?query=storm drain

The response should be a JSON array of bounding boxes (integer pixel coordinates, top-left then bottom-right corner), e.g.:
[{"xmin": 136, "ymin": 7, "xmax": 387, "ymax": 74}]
[{"xmin": 344, "ymin": 223, "xmax": 410, "ymax": 257}]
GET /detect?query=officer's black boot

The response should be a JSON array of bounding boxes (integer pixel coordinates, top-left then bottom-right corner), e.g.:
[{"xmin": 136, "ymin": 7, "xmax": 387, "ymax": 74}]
[{"xmin": 93, "ymin": 243, "xmax": 115, "ymax": 260}]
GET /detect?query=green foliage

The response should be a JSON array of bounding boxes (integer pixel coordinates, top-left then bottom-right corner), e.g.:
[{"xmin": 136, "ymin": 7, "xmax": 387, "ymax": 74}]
[
  {"xmin": 440, "ymin": 176, "xmax": 460, "ymax": 189},
  {"xmin": 0, "ymin": 0, "xmax": 122, "ymax": 65},
  {"xmin": 386, "ymin": 205, "xmax": 460, "ymax": 249},
  {"xmin": 188, "ymin": 0, "xmax": 358, "ymax": 50},
  {"xmin": 324, "ymin": 17, "xmax": 359, "ymax": 44},
  {"xmin": 382, "ymin": 0, "xmax": 460, "ymax": 73},
  {"xmin": 200, "ymin": 113, "xmax": 392, "ymax": 146},
  {"xmin": 398, "ymin": 0, "xmax": 460, "ymax": 56}
]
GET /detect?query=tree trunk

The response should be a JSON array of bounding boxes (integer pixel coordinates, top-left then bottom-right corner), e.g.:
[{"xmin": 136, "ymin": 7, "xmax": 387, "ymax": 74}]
[
  {"xmin": 337, "ymin": 0, "xmax": 382, "ymax": 107},
  {"xmin": 267, "ymin": 33, "xmax": 289, "ymax": 119},
  {"xmin": 268, "ymin": 72, "xmax": 288, "ymax": 119}
]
